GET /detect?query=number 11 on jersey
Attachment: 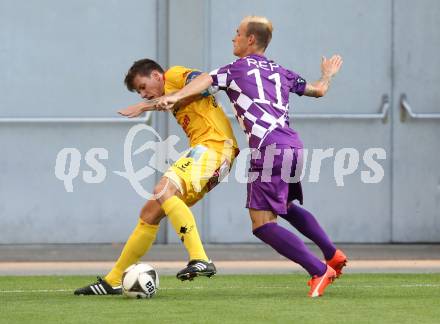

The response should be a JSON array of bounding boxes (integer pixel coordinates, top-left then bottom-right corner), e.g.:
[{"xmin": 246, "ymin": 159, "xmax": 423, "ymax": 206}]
[{"xmin": 247, "ymin": 68, "xmax": 286, "ymax": 110}]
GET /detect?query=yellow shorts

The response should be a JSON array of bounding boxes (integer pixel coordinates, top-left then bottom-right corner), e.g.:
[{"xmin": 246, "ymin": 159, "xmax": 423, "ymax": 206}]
[{"xmin": 164, "ymin": 144, "xmax": 236, "ymax": 206}]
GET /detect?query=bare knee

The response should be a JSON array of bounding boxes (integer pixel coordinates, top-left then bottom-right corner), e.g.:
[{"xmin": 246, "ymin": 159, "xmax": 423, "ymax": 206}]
[
  {"xmin": 249, "ymin": 209, "xmax": 277, "ymax": 231},
  {"xmin": 154, "ymin": 177, "xmax": 181, "ymax": 205},
  {"xmin": 139, "ymin": 199, "xmax": 165, "ymax": 225}
]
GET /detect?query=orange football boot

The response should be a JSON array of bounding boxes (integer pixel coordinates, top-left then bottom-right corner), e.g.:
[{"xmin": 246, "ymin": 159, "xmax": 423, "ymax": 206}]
[
  {"xmin": 308, "ymin": 265, "xmax": 336, "ymax": 298},
  {"xmin": 326, "ymin": 249, "xmax": 347, "ymax": 278}
]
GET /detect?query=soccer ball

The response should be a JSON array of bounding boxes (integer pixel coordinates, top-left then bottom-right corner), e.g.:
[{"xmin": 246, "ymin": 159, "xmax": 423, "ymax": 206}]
[{"xmin": 122, "ymin": 263, "xmax": 159, "ymax": 299}]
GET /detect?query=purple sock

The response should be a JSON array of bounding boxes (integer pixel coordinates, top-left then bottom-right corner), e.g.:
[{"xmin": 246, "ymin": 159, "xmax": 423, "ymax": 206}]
[
  {"xmin": 280, "ymin": 203, "xmax": 336, "ymax": 260},
  {"xmin": 253, "ymin": 222, "xmax": 326, "ymax": 276}
]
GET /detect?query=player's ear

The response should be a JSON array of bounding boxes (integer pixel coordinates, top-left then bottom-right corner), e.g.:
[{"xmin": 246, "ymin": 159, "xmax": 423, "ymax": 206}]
[
  {"xmin": 151, "ymin": 70, "xmax": 161, "ymax": 81},
  {"xmin": 248, "ymin": 34, "xmax": 256, "ymax": 47}
]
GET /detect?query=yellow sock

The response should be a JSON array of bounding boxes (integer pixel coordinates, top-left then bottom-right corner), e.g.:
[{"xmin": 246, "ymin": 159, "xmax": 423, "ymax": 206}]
[
  {"xmin": 105, "ymin": 219, "xmax": 159, "ymax": 287},
  {"xmin": 162, "ymin": 196, "xmax": 208, "ymax": 262}
]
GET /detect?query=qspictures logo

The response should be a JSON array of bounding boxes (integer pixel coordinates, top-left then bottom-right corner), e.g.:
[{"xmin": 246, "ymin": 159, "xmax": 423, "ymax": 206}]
[{"xmin": 54, "ymin": 124, "xmax": 387, "ymax": 199}]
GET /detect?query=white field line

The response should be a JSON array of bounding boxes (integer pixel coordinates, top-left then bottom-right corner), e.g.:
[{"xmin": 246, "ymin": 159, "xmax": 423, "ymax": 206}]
[{"xmin": 0, "ymin": 284, "xmax": 439, "ymax": 294}]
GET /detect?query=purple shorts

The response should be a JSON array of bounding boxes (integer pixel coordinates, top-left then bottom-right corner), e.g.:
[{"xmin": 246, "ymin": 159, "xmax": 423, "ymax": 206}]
[{"xmin": 246, "ymin": 144, "xmax": 303, "ymax": 215}]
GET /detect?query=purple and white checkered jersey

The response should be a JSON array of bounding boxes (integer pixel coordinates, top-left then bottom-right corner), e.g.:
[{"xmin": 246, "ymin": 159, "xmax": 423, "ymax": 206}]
[{"xmin": 210, "ymin": 54, "xmax": 306, "ymax": 149}]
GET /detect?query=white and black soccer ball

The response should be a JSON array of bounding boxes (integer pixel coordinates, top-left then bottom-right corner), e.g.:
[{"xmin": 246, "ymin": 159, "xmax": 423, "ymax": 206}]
[{"xmin": 122, "ymin": 263, "xmax": 159, "ymax": 299}]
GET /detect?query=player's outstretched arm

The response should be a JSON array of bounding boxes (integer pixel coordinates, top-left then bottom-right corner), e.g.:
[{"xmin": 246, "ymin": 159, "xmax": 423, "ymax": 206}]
[
  {"xmin": 303, "ymin": 55, "xmax": 343, "ymax": 98},
  {"xmin": 118, "ymin": 99, "xmax": 160, "ymax": 118},
  {"xmin": 157, "ymin": 73, "xmax": 213, "ymax": 110}
]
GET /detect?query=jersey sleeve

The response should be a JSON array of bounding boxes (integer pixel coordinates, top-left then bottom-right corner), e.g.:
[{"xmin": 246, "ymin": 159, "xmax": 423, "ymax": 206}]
[
  {"xmin": 209, "ymin": 64, "xmax": 231, "ymax": 90},
  {"xmin": 185, "ymin": 70, "xmax": 217, "ymax": 97},
  {"xmin": 165, "ymin": 66, "xmax": 193, "ymax": 90},
  {"xmin": 166, "ymin": 66, "xmax": 217, "ymax": 97},
  {"xmin": 286, "ymin": 69, "xmax": 307, "ymax": 96}
]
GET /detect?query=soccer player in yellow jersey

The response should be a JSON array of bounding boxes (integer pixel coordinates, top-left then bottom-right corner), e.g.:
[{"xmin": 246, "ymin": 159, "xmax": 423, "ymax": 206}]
[{"xmin": 74, "ymin": 59, "xmax": 238, "ymax": 295}]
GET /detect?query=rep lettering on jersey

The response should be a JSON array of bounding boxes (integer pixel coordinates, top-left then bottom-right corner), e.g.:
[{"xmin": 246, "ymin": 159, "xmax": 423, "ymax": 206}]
[
  {"xmin": 210, "ymin": 54, "xmax": 307, "ymax": 149},
  {"xmin": 246, "ymin": 57, "xmax": 279, "ymax": 71}
]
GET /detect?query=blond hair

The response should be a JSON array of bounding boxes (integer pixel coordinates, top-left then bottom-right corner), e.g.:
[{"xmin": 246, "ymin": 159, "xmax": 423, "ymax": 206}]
[{"xmin": 241, "ymin": 16, "xmax": 273, "ymax": 50}]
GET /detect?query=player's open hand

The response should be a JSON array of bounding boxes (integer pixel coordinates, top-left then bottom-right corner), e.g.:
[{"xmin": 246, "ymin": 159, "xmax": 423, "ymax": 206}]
[
  {"xmin": 118, "ymin": 103, "xmax": 145, "ymax": 118},
  {"xmin": 118, "ymin": 99, "xmax": 160, "ymax": 117},
  {"xmin": 321, "ymin": 55, "xmax": 343, "ymax": 78}
]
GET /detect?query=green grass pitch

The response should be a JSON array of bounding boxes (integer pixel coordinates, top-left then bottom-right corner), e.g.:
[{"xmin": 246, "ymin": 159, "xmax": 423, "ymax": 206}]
[{"xmin": 1, "ymin": 274, "xmax": 440, "ymax": 324}]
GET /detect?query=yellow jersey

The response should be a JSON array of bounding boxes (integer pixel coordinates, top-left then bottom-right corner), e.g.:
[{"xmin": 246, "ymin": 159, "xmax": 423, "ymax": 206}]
[{"xmin": 164, "ymin": 66, "xmax": 238, "ymax": 157}]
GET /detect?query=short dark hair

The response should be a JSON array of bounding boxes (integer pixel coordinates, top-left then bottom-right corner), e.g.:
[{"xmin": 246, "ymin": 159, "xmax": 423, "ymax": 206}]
[{"xmin": 124, "ymin": 58, "xmax": 164, "ymax": 92}]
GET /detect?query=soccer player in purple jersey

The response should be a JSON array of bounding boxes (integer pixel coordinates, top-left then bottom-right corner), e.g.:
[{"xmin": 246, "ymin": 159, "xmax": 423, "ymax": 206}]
[{"xmin": 157, "ymin": 16, "xmax": 346, "ymax": 297}]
